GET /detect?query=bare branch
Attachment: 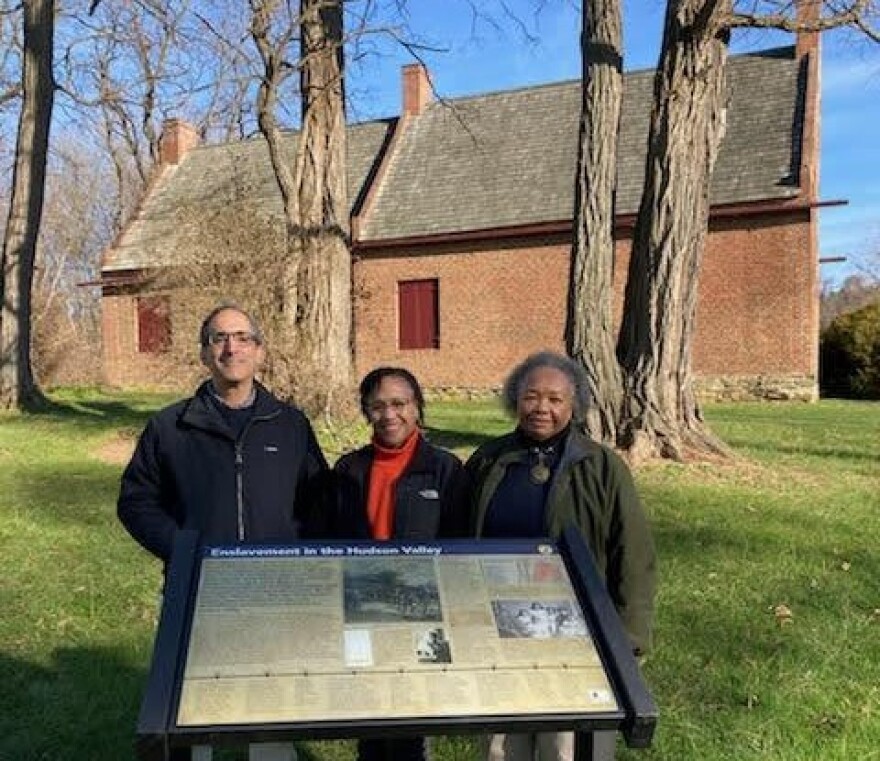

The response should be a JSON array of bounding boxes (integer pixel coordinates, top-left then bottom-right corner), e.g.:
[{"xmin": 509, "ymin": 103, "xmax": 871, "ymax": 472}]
[{"xmin": 728, "ymin": 0, "xmax": 880, "ymax": 41}]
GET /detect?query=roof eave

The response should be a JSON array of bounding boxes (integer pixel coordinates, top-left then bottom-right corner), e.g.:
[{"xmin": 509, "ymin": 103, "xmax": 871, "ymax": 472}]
[{"xmin": 354, "ymin": 195, "xmax": 847, "ymax": 253}]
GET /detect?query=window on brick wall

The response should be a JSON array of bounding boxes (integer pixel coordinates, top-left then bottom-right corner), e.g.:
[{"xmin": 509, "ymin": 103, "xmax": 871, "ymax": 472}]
[
  {"xmin": 137, "ymin": 295, "xmax": 171, "ymax": 354},
  {"xmin": 399, "ymin": 279, "xmax": 439, "ymax": 350}
]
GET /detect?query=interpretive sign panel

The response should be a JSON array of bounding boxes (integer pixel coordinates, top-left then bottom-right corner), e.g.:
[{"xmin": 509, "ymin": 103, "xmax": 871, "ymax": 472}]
[
  {"xmin": 178, "ymin": 544, "xmax": 617, "ymax": 727},
  {"xmin": 134, "ymin": 530, "xmax": 656, "ymax": 759}
]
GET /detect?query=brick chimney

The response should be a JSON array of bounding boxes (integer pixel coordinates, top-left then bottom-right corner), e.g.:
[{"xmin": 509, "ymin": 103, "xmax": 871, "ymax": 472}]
[
  {"xmin": 795, "ymin": 0, "xmax": 821, "ymax": 202},
  {"xmin": 159, "ymin": 118, "xmax": 199, "ymax": 165},
  {"xmin": 402, "ymin": 63, "xmax": 431, "ymax": 117},
  {"xmin": 795, "ymin": 0, "xmax": 820, "ymax": 60}
]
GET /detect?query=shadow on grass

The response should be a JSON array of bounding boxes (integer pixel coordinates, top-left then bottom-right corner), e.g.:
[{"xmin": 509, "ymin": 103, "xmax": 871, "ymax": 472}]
[
  {"xmin": 0, "ymin": 646, "xmax": 146, "ymax": 761},
  {"xmin": 11, "ymin": 461, "xmax": 123, "ymax": 527},
  {"xmin": 722, "ymin": 438, "xmax": 880, "ymax": 465},
  {"xmin": 27, "ymin": 397, "xmax": 160, "ymax": 434},
  {"xmin": 0, "ymin": 648, "xmax": 357, "ymax": 761},
  {"xmin": 652, "ymin": 498, "xmax": 879, "ymax": 580}
]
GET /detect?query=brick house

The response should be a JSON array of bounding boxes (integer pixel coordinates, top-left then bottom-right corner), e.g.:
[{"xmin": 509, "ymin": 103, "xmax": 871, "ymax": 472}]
[{"xmin": 100, "ymin": 36, "xmax": 826, "ymax": 400}]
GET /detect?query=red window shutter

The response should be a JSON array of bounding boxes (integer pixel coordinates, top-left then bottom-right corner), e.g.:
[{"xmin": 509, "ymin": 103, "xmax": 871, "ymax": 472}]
[
  {"xmin": 137, "ymin": 296, "xmax": 171, "ymax": 354},
  {"xmin": 399, "ymin": 279, "xmax": 439, "ymax": 350}
]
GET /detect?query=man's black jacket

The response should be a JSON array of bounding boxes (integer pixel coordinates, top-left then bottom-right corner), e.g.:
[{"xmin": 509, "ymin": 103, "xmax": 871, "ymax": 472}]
[{"xmin": 118, "ymin": 381, "xmax": 327, "ymax": 562}]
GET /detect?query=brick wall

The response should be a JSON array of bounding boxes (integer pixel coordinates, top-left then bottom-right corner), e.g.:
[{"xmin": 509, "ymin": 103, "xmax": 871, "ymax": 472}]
[
  {"xmin": 102, "ymin": 289, "xmax": 201, "ymax": 390},
  {"xmin": 101, "ymin": 210, "xmax": 818, "ymax": 400},
  {"xmin": 354, "ymin": 209, "xmax": 818, "ymax": 398},
  {"xmin": 354, "ymin": 235, "xmax": 570, "ymax": 388}
]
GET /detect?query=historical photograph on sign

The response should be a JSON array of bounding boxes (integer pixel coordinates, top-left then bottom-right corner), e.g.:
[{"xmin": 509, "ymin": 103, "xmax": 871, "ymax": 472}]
[
  {"xmin": 481, "ymin": 555, "xmax": 565, "ymax": 587},
  {"xmin": 175, "ymin": 545, "xmax": 619, "ymax": 728},
  {"xmin": 491, "ymin": 600, "xmax": 588, "ymax": 639},
  {"xmin": 343, "ymin": 557, "xmax": 442, "ymax": 623},
  {"xmin": 414, "ymin": 626, "xmax": 452, "ymax": 663}
]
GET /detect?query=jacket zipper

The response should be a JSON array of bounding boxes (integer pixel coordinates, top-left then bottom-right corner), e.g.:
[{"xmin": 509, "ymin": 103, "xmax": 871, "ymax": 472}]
[
  {"xmin": 235, "ymin": 442, "xmax": 245, "ymax": 541},
  {"xmin": 233, "ymin": 407, "xmax": 281, "ymax": 543}
]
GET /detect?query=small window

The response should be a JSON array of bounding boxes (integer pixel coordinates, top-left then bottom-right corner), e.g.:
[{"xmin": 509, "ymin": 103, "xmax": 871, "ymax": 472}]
[
  {"xmin": 399, "ymin": 279, "xmax": 439, "ymax": 350},
  {"xmin": 137, "ymin": 295, "xmax": 171, "ymax": 354}
]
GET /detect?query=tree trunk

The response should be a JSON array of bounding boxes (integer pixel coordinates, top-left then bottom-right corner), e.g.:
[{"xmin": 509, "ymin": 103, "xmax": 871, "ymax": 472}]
[
  {"xmin": 0, "ymin": 0, "xmax": 55, "ymax": 410},
  {"xmin": 293, "ymin": 0, "xmax": 353, "ymax": 417},
  {"xmin": 616, "ymin": 0, "xmax": 731, "ymax": 461},
  {"xmin": 251, "ymin": 0, "xmax": 301, "ymax": 336},
  {"xmin": 565, "ymin": 0, "xmax": 624, "ymax": 445},
  {"xmin": 249, "ymin": 0, "xmax": 354, "ymax": 416}
]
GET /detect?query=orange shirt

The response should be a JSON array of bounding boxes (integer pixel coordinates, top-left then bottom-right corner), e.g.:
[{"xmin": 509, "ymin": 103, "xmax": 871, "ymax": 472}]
[{"xmin": 366, "ymin": 430, "xmax": 420, "ymax": 540}]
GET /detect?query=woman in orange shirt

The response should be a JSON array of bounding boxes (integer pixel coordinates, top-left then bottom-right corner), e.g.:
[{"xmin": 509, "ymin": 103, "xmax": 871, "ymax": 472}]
[{"xmin": 317, "ymin": 367, "xmax": 470, "ymax": 761}]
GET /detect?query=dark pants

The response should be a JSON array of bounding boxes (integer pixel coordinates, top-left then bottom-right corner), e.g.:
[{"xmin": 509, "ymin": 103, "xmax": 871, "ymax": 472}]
[
  {"xmin": 575, "ymin": 731, "xmax": 616, "ymax": 761},
  {"xmin": 357, "ymin": 737, "xmax": 425, "ymax": 761}
]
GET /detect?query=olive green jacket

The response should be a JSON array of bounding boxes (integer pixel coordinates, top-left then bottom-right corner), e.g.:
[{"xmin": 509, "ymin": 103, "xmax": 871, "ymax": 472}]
[{"xmin": 466, "ymin": 428, "xmax": 657, "ymax": 655}]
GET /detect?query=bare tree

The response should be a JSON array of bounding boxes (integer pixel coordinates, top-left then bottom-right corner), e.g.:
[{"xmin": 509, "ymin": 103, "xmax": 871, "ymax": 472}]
[
  {"xmin": 616, "ymin": 0, "xmax": 732, "ymax": 461},
  {"xmin": 616, "ymin": 0, "xmax": 878, "ymax": 461},
  {"xmin": 852, "ymin": 240, "xmax": 880, "ymax": 283},
  {"xmin": 250, "ymin": 0, "xmax": 353, "ymax": 417},
  {"xmin": 568, "ymin": 0, "xmax": 879, "ymax": 461},
  {"xmin": 293, "ymin": 0, "xmax": 352, "ymax": 416},
  {"xmin": 565, "ymin": 0, "xmax": 625, "ymax": 445},
  {"xmin": 821, "ymin": 273, "xmax": 880, "ymax": 327},
  {"xmin": 32, "ymin": 137, "xmax": 114, "ymax": 386},
  {"xmin": 58, "ymin": 0, "xmax": 257, "ymax": 231},
  {"xmin": 0, "ymin": 0, "xmax": 55, "ymax": 409}
]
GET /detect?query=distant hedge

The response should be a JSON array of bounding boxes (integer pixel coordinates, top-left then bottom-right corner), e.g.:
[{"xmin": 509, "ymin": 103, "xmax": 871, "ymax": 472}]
[{"xmin": 820, "ymin": 300, "xmax": 880, "ymax": 399}]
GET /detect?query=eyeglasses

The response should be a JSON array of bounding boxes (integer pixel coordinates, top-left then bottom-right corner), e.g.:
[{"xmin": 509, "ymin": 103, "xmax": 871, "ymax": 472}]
[
  {"xmin": 206, "ymin": 330, "xmax": 259, "ymax": 347},
  {"xmin": 367, "ymin": 398, "xmax": 413, "ymax": 417}
]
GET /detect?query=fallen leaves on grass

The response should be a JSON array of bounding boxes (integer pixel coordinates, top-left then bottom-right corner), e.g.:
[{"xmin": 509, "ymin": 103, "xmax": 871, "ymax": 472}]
[
  {"xmin": 772, "ymin": 603, "xmax": 794, "ymax": 627},
  {"xmin": 93, "ymin": 431, "xmax": 137, "ymax": 465},
  {"xmin": 812, "ymin": 713, "xmax": 845, "ymax": 734}
]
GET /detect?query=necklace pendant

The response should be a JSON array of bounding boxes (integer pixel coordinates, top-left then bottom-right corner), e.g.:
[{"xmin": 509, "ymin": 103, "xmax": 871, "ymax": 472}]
[{"xmin": 530, "ymin": 462, "xmax": 551, "ymax": 484}]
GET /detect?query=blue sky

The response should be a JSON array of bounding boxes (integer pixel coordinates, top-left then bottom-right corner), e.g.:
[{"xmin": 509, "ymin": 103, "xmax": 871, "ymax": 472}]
[{"xmin": 347, "ymin": 0, "xmax": 880, "ymax": 285}]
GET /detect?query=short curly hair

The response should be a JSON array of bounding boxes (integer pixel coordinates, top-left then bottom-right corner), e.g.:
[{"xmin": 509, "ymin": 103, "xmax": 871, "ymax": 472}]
[{"xmin": 501, "ymin": 351, "xmax": 590, "ymax": 422}]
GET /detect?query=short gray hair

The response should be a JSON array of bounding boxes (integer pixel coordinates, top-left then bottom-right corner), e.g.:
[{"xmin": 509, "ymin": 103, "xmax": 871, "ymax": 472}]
[
  {"xmin": 199, "ymin": 303, "xmax": 264, "ymax": 347},
  {"xmin": 501, "ymin": 351, "xmax": 590, "ymax": 422}
]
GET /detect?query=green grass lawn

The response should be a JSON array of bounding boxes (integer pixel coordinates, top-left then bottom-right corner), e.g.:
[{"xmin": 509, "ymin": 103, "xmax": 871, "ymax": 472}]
[{"xmin": 1, "ymin": 391, "xmax": 878, "ymax": 760}]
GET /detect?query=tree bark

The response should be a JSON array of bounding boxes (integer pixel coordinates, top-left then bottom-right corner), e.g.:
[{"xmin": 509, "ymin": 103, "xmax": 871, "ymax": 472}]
[
  {"xmin": 251, "ymin": 0, "xmax": 300, "ymax": 331},
  {"xmin": 616, "ymin": 0, "xmax": 731, "ymax": 461},
  {"xmin": 0, "ymin": 0, "xmax": 55, "ymax": 410},
  {"xmin": 249, "ymin": 0, "xmax": 354, "ymax": 416},
  {"xmin": 293, "ymin": 0, "xmax": 353, "ymax": 417},
  {"xmin": 566, "ymin": 0, "xmax": 624, "ymax": 445}
]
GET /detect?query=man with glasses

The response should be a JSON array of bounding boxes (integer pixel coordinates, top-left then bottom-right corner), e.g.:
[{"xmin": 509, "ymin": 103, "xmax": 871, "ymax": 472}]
[{"xmin": 118, "ymin": 303, "xmax": 327, "ymax": 761}]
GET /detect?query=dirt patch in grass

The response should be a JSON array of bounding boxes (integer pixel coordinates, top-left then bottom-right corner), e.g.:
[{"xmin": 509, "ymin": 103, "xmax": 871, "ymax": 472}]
[{"xmin": 94, "ymin": 431, "xmax": 137, "ymax": 465}]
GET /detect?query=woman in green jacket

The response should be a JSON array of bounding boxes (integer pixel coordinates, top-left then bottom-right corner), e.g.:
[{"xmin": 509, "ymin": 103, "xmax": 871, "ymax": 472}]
[{"xmin": 466, "ymin": 351, "xmax": 657, "ymax": 761}]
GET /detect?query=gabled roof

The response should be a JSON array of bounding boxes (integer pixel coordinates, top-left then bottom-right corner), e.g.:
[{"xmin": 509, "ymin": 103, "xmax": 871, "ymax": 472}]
[
  {"xmin": 103, "ymin": 120, "xmax": 393, "ymax": 272},
  {"xmin": 360, "ymin": 46, "xmax": 803, "ymax": 241},
  {"xmin": 103, "ymin": 46, "xmax": 805, "ymax": 273}
]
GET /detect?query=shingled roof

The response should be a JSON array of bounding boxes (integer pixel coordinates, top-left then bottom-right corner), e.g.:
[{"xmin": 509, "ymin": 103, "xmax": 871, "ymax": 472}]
[
  {"xmin": 103, "ymin": 45, "xmax": 805, "ymax": 272},
  {"xmin": 360, "ymin": 46, "xmax": 804, "ymax": 241},
  {"xmin": 103, "ymin": 119, "xmax": 393, "ymax": 272}
]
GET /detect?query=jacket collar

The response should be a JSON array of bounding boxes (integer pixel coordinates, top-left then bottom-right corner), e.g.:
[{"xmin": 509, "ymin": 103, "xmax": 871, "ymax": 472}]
[
  {"xmin": 492, "ymin": 425, "xmax": 596, "ymax": 467},
  {"xmin": 179, "ymin": 380, "xmax": 281, "ymax": 436},
  {"xmin": 406, "ymin": 433, "xmax": 437, "ymax": 473},
  {"xmin": 559, "ymin": 426, "xmax": 595, "ymax": 465},
  {"xmin": 366, "ymin": 431, "xmax": 435, "ymax": 471}
]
